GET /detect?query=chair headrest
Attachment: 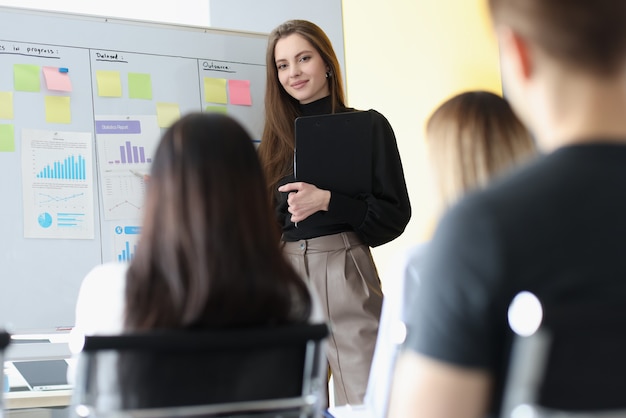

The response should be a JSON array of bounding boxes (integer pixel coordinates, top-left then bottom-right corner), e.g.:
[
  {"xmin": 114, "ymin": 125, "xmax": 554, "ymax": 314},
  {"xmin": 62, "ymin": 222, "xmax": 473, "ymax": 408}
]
[
  {"xmin": 81, "ymin": 323, "xmax": 329, "ymax": 352},
  {"xmin": 0, "ymin": 331, "xmax": 10, "ymax": 349}
]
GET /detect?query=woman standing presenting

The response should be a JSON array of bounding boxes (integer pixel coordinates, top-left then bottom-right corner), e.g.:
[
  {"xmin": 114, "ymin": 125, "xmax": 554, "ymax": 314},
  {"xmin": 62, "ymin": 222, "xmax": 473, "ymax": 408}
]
[{"xmin": 258, "ymin": 19, "xmax": 411, "ymax": 406}]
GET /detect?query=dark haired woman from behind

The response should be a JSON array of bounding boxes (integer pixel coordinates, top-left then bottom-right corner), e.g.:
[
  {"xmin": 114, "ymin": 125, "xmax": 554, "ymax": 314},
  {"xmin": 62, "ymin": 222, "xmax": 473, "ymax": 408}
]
[{"xmin": 73, "ymin": 112, "xmax": 315, "ymax": 337}]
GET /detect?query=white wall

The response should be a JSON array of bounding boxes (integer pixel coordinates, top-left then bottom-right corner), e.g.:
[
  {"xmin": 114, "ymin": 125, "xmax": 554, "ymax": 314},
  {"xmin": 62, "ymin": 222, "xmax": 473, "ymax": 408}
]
[
  {"xmin": 343, "ymin": 0, "xmax": 502, "ymax": 277},
  {"xmin": 208, "ymin": 0, "xmax": 346, "ymax": 83},
  {"xmin": 0, "ymin": 1, "xmax": 343, "ymax": 69},
  {"xmin": 0, "ymin": 0, "xmax": 210, "ymax": 26}
]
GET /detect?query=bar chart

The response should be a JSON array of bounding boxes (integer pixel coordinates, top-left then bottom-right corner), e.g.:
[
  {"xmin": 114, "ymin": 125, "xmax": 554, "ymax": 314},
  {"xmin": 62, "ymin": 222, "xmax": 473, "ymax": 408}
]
[
  {"xmin": 111, "ymin": 140, "xmax": 152, "ymax": 165},
  {"xmin": 96, "ymin": 116, "xmax": 158, "ymax": 168},
  {"xmin": 117, "ymin": 240, "xmax": 137, "ymax": 262},
  {"xmin": 36, "ymin": 154, "xmax": 87, "ymax": 180},
  {"xmin": 57, "ymin": 212, "xmax": 86, "ymax": 228},
  {"xmin": 114, "ymin": 225, "xmax": 141, "ymax": 262}
]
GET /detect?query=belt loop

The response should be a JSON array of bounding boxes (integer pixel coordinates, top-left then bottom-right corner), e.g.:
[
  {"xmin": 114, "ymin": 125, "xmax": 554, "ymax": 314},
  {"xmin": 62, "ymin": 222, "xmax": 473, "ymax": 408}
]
[{"xmin": 340, "ymin": 232, "xmax": 352, "ymax": 250}]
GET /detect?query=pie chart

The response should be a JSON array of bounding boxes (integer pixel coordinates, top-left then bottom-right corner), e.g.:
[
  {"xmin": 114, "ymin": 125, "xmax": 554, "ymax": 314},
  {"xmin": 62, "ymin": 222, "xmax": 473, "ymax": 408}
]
[{"xmin": 38, "ymin": 212, "xmax": 53, "ymax": 228}]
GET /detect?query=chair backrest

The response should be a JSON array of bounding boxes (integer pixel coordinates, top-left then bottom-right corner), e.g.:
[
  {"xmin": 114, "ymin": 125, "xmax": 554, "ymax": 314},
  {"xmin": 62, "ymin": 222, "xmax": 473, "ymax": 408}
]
[
  {"xmin": 0, "ymin": 331, "xmax": 10, "ymax": 418},
  {"xmin": 71, "ymin": 323, "xmax": 329, "ymax": 418},
  {"xmin": 362, "ymin": 246, "xmax": 423, "ymax": 418},
  {"xmin": 501, "ymin": 299, "xmax": 626, "ymax": 418}
]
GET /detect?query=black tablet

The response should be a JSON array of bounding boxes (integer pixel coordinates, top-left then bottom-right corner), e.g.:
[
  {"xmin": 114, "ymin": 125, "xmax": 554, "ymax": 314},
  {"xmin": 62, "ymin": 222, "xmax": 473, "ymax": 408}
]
[{"xmin": 295, "ymin": 111, "xmax": 373, "ymax": 196}]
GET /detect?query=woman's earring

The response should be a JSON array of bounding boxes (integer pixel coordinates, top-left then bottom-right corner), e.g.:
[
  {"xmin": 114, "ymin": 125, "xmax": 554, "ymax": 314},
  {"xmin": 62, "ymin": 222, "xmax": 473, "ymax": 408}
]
[{"xmin": 325, "ymin": 71, "xmax": 332, "ymax": 79}]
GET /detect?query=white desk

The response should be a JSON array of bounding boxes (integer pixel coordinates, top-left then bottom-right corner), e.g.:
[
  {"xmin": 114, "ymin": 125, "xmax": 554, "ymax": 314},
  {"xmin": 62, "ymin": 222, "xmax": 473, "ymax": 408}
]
[
  {"xmin": 5, "ymin": 389, "xmax": 72, "ymax": 410},
  {"xmin": 3, "ymin": 333, "xmax": 73, "ymax": 411}
]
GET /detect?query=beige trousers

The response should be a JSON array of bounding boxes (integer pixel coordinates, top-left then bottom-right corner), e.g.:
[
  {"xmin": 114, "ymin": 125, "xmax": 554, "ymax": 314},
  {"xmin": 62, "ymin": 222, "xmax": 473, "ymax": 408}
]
[{"xmin": 282, "ymin": 232, "xmax": 383, "ymax": 406}]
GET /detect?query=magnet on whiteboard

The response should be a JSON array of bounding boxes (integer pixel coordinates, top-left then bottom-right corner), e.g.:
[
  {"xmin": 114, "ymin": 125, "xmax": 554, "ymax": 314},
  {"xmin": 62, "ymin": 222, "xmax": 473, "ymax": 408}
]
[{"xmin": 59, "ymin": 67, "xmax": 69, "ymax": 73}]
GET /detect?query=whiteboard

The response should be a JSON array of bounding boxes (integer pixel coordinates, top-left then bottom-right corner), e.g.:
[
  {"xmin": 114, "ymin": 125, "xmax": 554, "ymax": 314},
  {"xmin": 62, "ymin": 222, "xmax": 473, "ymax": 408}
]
[{"xmin": 0, "ymin": 6, "xmax": 268, "ymax": 331}]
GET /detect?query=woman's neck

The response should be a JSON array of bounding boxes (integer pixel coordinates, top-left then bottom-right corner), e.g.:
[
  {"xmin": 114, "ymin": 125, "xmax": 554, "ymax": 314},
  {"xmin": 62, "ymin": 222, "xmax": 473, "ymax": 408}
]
[{"xmin": 299, "ymin": 95, "xmax": 333, "ymax": 116}]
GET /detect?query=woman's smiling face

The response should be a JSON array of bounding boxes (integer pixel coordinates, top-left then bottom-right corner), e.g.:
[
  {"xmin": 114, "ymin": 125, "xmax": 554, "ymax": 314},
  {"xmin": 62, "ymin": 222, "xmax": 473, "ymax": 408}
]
[{"xmin": 274, "ymin": 33, "xmax": 330, "ymax": 104}]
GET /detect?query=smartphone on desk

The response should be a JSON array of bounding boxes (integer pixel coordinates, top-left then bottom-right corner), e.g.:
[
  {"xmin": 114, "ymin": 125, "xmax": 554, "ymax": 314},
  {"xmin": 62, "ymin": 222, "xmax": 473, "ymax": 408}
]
[{"xmin": 12, "ymin": 359, "xmax": 72, "ymax": 391}]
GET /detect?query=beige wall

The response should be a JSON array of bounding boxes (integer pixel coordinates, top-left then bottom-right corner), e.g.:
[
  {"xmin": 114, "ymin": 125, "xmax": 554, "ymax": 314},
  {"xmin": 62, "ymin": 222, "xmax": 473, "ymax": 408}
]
[{"xmin": 341, "ymin": 0, "xmax": 503, "ymax": 279}]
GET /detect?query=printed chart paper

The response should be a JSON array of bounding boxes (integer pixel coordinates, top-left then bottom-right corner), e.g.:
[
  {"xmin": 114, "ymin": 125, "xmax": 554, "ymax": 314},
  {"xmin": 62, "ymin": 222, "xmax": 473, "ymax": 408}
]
[
  {"xmin": 95, "ymin": 115, "xmax": 159, "ymax": 221},
  {"xmin": 21, "ymin": 129, "xmax": 95, "ymax": 239}
]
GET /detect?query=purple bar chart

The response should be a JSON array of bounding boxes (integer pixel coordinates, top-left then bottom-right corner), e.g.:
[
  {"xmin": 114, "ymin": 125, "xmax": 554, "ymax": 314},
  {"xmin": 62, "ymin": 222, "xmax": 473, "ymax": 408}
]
[{"xmin": 114, "ymin": 141, "xmax": 152, "ymax": 165}]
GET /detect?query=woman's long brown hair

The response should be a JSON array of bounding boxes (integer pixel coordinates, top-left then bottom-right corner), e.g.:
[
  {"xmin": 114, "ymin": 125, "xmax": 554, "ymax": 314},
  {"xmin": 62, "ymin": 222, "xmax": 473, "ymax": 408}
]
[
  {"xmin": 124, "ymin": 113, "xmax": 311, "ymax": 330},
  {"xmin": 257, "ymin": 19, "xmax": 346, "ymax": 200}
]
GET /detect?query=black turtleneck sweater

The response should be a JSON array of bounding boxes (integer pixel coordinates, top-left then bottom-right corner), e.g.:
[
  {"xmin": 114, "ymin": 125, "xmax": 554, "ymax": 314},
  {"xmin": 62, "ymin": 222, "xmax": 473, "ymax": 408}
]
[{"xmin": 277, "ymin": 96, "xmax": 411, "ymax": 248}]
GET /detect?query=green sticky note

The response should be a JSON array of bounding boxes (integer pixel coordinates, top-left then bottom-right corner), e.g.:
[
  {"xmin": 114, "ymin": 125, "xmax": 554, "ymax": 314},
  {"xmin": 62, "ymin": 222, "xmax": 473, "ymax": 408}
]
[
  {"xmin": 204, "ymin": 77, "xmax": 227, "ymax": 104},
  {"xmin": 205, "ymin": 105, "xmax": 228, "ymax": 114},
  {"xmin": 96, "ymin": 70, "xmax": 122, "ymax": 97},
  {"xmin": 0, "ymin": 92, "xmax": 14, "ymax": 119},
  {"xmin": 0, "ymin": 124, "xmax": 15, "ymax": 152},
  {"xmin": 14, "ymin": 64, "xmax": 41, "ymax": 92},
  {"xmin": 128, "ymin": 72, "xmax": 152, "ymax": 99},
  {"xmin": 45, "ymin": 96, "xmax": 72, "ymax": 124}
]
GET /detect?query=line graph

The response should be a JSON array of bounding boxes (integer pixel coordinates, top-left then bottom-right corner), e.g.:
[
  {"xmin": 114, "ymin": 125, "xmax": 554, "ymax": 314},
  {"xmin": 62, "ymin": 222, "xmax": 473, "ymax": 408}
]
[
  {"xmin": 101, "ymin": 170, "xmax": 145, "ymax": 220},
  {"xmin": 36, "ymin": 191, "xmax": 85, "ymax": 205},
  {"xmin": 108, "ymin": 199, "xmax": 142, "ymax": 213}
]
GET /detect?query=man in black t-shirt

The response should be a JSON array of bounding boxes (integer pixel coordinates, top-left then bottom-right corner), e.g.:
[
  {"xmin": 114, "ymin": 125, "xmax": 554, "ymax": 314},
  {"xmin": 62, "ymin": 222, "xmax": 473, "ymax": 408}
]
[{"xmin": 387, "ymin": 1, "xmax": 626, "ymax": 418}]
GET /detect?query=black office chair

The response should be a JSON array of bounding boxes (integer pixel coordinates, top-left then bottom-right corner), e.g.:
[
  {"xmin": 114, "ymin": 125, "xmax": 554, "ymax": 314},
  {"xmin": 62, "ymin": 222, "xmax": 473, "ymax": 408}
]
[
  {"xmin": 501, "ymin": 294, "xmax": 626, "ymax": 418},
  {"xmin": 0, "ymin": 331, "xmax": 11, "ymax": 418},
  {"xmin": 71, "ymin": 323, "xmax": 329, "ymax": 418}
]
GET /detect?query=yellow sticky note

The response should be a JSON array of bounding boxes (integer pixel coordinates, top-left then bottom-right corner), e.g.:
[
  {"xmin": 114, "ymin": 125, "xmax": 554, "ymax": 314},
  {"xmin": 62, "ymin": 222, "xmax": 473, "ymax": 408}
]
[
  {"xmin": 204, "ymin": 77, "xmax": 227, "ymax": 104},
  {"xmin": 14, "ymin": 64, "xmax": 41, "ymax": 92},
  {"xmin": 0, "ymin": 92, "xmax": 14, "ymax": 119},
  {"xmin": 0, "ymin": 124, "xmax": 15, "ymax": 152},
  {"xmin": 156, "ymin": 102, "xmax": 181, "ymax": 128},
  {"xmin": 45, "ymin": 96, "xmax": 71, "ymax": 124},
  {"xmin": 96, "ymin": 70, "xmax": 123, "ymax": 97}
]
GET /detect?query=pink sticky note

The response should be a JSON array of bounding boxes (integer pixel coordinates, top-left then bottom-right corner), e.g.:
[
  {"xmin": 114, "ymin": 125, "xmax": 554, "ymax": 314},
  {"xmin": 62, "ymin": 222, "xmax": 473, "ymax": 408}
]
[
  {"xmin": 42, "ymin": 66, "xmax": 73, "ymax": 92},
  {"xmin": 228, "ymin": 79, "xmax": 252, "ymax": 106}
]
